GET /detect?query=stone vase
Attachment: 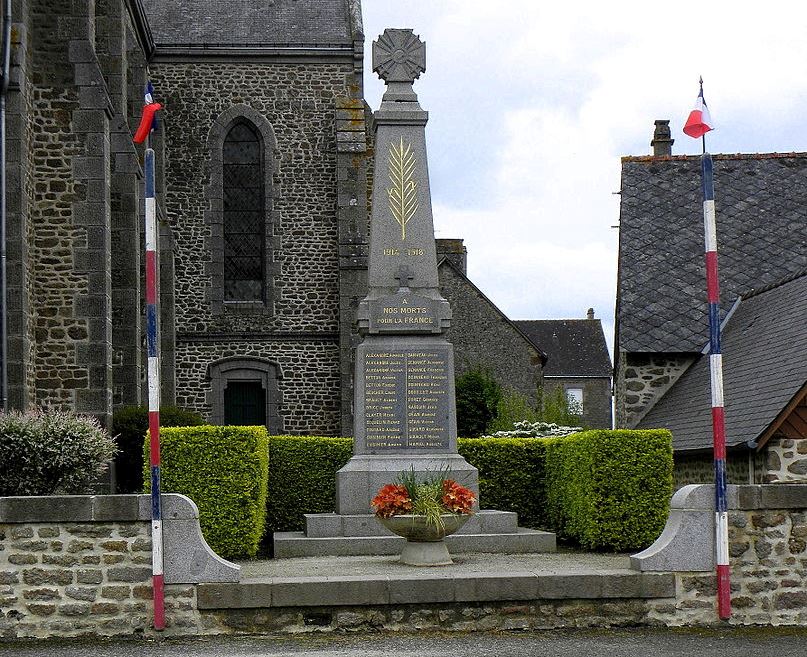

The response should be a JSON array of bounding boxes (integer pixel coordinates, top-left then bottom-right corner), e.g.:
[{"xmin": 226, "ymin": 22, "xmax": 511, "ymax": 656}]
[{"xmin": 377, "ymin": 513, "xmax": 471, "ymax": 566}]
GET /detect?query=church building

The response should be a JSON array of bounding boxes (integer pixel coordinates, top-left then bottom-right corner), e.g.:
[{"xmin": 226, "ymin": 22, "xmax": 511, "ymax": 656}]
[{"xmin": 3, "ymin": 0, "xmax": 551, "ymax": 436}]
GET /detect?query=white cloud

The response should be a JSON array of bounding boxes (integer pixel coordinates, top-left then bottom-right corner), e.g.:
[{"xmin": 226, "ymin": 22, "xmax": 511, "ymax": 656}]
[{"xmin": 362, "ymin": 1, "xmax": 807, "ymax": 359}]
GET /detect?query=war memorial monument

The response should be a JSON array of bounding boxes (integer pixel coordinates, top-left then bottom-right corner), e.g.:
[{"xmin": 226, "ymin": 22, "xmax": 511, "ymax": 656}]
[{"xmin": 273, "ymin": 29, "xmax": 554, "ymax": 558}]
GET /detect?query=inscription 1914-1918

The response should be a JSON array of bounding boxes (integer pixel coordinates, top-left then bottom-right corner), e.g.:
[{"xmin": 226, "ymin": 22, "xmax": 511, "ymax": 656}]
[{"xmin": 363, "ymin": 349, "xmax": 450, "ymax": 451}]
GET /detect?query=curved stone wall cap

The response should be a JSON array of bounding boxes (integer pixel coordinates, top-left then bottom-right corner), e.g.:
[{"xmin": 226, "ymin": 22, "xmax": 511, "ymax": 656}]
[
  {"xmin": 373, "ymin": 28, "xmax": 425, "ymax": 83},
  {"xmin": 137, "ymin": 493, "xmax": 200, "ymax": 520},
  {"xmin": 669, "ymin": 484, "xmax": 739, "ymax": 510}
]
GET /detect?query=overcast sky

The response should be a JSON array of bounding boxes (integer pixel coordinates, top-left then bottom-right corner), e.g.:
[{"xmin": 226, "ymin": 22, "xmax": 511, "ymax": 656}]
[{"xmin": 360, "ymin": 2, "xmax": 807, "ymax": 358}]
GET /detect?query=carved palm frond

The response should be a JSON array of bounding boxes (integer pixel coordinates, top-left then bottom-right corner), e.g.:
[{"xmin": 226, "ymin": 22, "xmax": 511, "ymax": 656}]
[{"xmin": 387, "ymin": 136, "xmax": 418, "ymax": 241}]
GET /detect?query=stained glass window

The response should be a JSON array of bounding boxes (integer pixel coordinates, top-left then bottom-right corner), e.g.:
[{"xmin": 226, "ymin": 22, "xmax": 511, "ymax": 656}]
[{"xmin": 223, "ymin": 121, "xmax": 264, "ymax": 301}]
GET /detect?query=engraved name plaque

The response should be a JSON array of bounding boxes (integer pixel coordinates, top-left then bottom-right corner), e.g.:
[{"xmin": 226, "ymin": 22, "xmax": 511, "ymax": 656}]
[{"xmin": 363, "ymin": 348, "xmax": 451, "ymax": 451}]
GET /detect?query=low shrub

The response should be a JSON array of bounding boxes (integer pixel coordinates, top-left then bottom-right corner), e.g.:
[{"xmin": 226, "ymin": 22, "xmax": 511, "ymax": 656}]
[
  {"xmin": 144, "ymin": 425, "xmax": 268, "ymax": 559},
  {"xmin": 265, "ymin": 436, "xmax": 352, "ymax": 532},
  {"xmin": 486, "ymin": 389, "xmax": 541, "ymax": 433},
  {"xmin": 112, "ymin": 405, "xmax": 204, "ymax": 493},
  {"xmin": 458, "ymin": 437, "xmax": 549, "ymax": 529},
  {"xmin": 483, "ymin": 419, "xmax": 582, "ymax": 439},
  {"xmin": 0, "ymin": 410, "xmax": 117, "ymax": 496},
  {"xmin": 544, "ymin": 429, "xmax": 673, "ymax": 551}
]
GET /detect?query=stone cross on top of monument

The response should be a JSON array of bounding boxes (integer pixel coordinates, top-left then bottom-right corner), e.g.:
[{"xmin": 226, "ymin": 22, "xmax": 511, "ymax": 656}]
[
  {"xmin": 373, "ymin": 29, "xmax": 425, "ymax": 102},
  {"xmin": 373, "ymin": 28, "xmax": 426, "ymax": 83}
]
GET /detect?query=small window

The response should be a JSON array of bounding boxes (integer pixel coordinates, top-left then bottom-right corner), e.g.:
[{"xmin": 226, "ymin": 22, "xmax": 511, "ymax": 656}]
[{"xmin": 566, "ymin": 388, "xmax": 584, "ymax": 415}]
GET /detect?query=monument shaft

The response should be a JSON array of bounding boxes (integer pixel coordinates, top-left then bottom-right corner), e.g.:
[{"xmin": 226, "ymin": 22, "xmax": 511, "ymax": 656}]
[{"xmin": 336, "ymin": 28, "xmax": 477, "ymax": 515}]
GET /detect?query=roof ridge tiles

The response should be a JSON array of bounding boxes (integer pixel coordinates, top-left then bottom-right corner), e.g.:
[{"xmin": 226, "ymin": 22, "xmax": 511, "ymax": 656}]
[
  {"xmin": 741, "ymin": 267, "xmax": 807, "ymax": 300},
  {"xmin": 622, "ymin": 152, "xmax": 807, "ymax": 163}
]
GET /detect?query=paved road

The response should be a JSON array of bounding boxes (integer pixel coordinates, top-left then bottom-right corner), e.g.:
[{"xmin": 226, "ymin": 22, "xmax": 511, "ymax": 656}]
[{"xmin": 2, "ymin": 628, "xmax": 807, "ymax": 657}]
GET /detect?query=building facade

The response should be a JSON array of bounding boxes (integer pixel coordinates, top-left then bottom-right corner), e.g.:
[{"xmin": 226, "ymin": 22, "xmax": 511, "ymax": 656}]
[{"xmin": 3, "ymin": 0, "xmax": 552, "ymax": 439}]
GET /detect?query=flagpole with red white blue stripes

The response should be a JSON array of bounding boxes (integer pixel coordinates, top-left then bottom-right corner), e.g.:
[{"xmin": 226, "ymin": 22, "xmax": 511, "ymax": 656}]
[
  {"xmin": 684, "ymin": 78, "xmax": 731, "ymax": 620},
  {"xmin": 135, "ymin": 82, "xmax": 165, "ymax": 631}
]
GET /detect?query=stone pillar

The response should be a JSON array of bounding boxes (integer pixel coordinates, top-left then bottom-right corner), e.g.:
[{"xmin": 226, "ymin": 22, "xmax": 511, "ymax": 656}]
[
  {"xmin": 336, "ymin": 97, "xmax": 369, "ymax": 437},
  {"xmin": 336, "ymin": 29, "xmax": 477, "ymax": 515},
  {"xmin": 4, "ymin": 11, "xmax": 34, "ymax": 410}
]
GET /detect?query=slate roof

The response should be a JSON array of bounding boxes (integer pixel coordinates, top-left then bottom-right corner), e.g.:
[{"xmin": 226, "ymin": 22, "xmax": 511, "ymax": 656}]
[
  {"xmin": 617, "ymin": 154, "xmax": 807, "ymax": 354},
  {"xmin": 141, "ymin": 0, "xmax": 355, "ymax": 48},
  {"xmin": 638, "ymin": 271, "xmax": 807, "ymax": 452},
  {"xmin": 514, "ymin": 320, "xmax": 612, "ymax": 378}
]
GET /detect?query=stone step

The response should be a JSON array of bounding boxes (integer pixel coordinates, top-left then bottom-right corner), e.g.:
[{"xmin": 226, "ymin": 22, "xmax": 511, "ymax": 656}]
[
  {"xmin": 273, "ymin": 527, "xmax": 556, "ymax": 559},
  {"xmin": 198, "ymin": 569, "xmax": 674, "ymax": 609},
  {"xmin": 304, "ymin": 510, "xmax": 520, "ymax": 538}
]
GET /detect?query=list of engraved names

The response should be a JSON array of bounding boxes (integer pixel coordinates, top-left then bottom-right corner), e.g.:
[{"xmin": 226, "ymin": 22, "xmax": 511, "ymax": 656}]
[{"xmin": 363, "ymin": 349, "xmax": 450, "ymax": 450}]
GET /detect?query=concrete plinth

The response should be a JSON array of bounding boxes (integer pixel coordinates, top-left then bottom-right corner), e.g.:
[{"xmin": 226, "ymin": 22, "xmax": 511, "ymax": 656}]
[{"xmin": 336, "ymin": 453, "xmax": 477, "ymax": 515}]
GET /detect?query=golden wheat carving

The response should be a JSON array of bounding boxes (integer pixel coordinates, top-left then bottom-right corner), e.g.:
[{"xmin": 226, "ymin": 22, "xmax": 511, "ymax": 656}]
[{"xmin": 387, "ymin": 136, "xmax": 418, "ymax": 240}]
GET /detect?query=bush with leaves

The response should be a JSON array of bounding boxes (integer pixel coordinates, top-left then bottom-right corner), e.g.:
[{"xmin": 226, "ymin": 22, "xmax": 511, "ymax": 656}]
[
  {"xmin": 487, "ymin": 388, "xmax": 542, "ymax": 433},
  {"xmin": 111, "ymin": 405, "xmax": 205, "ymax": 493},
  {"xmin": 485, "ymin": 419, "xmax": 582, "ymax": 439},
  {"xmin": 455, "ymin": 366, "xmax": 502, "ymax": 437},
  {"xmin": 0, "ymin": 410, "xmax": 117, "ymax": 496}
]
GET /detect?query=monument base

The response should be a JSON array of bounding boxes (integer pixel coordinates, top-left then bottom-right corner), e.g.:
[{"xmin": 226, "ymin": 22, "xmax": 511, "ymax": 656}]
[
  {"xmin": 273, "ymin": 510, "xmax": 557, "ymax": 558},
  {"xmin": 336, "ymin": 453, "xmax": 478, "ymax": 515}
]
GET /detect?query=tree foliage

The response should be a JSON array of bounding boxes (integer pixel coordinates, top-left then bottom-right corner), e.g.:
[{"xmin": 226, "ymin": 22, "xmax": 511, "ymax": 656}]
[{"xmin": 455, "ymin": 366, "xmax": 502, "ymax": 437}]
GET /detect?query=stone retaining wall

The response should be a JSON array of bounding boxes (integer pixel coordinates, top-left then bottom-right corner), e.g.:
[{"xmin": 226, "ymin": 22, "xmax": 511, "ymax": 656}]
[
  {"xmin": 0, "ymin": 495, "xmax": 237, "ymax": 639},
  {"xmin": 634, "ymin": 484, "xmax": 807, "ymax": 625},
  {"xmin": 5, "ymin": 487, "xmax": 807, "ymax": 639}
]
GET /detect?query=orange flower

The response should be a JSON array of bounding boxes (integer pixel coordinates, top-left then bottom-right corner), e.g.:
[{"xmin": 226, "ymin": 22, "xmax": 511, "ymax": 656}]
[
  {"xmin": 441, "ymin": 479, "xmax": 476, "ymax": 514},
  {"xmin": 371, "ymin": 484, "xmax": 413, "ymax": 518}
]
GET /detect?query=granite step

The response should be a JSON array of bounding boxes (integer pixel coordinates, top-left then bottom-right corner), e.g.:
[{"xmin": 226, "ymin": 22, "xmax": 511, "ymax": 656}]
[
  {"xmin": 273, "ymin": 527, "xmax": 556, "ymax": 559},
  {"xmin": 304, "ymin": 510, "xmax": 520, "ymax": 538},
  {"xmin": 198, "ymin": 568, "xmax": 674, "ymax": 609}
]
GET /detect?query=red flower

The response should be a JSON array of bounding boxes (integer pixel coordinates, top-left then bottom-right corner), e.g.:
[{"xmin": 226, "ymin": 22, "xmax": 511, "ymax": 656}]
[
  {"xmin": 441, "ymin": 479, "xmax": 476, "ymax": 514},
  {"xmin": 371, "ymin": 484, "xmax": 413, "ymax": 518}
]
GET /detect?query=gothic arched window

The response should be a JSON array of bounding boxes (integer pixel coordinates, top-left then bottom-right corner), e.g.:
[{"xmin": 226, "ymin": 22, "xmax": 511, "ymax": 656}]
[
  {"xmin": 206, "ymin": 105, "xmax": 278, "ymax": 315},
  {"xmin": 223, "ymin": 121, "xmax": 264, "ymax": 302}
]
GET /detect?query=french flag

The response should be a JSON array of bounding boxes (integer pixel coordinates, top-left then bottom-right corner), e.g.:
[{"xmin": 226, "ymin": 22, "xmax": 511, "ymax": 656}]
[
  {"xmin": 683, "ymin": 80, "xmax": 714, "ymax": 139},
  {"xmin": 133, "ymin": 81, "xmax": 161, "ymax": 144}
]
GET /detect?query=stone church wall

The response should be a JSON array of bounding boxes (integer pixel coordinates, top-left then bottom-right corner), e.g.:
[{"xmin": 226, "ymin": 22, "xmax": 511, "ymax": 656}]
[
  {"xmin": 4, "ymin": 0, "xmax": 151, "ymax": 424},
  {"xmin": 175, "ymin": 340, "xmax": 341, "ymax": 436},
  {"xmin": 152, "ymin": 62, "xmax": 355, "ymax": 434}
]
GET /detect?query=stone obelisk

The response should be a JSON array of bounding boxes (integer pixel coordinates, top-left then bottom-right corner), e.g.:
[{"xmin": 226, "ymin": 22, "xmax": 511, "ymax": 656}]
[{"xmin": 336, "ymin": 29, "xmax": 478, "ymax": 514}]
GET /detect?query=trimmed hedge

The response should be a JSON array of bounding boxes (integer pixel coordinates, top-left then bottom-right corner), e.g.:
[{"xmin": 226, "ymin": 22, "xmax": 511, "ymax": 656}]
[
  {"xmin": 544, "ymin": 429, "xmax": 673, "ymax": 551},
  {"xmin": 144, "ymin": 426, "xmax": 269, "ymax": 559},
  {"xmin": 265, "ymin": 436, "xmax": 352, "ymax": 532},
  {"xmin": 112, "ymin": 405, "xmax": 204, "ymax": 493},
  {"xmin": 262, "ymin": 435, "xmax": 551, "ymax": 534},
  {"xmin": 458, "ymin": 437, "xmax": 549, "ymax": 528}
]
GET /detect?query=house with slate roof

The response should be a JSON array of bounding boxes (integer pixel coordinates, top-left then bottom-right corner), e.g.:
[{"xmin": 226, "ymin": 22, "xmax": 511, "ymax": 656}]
[
  {"xmin": 435, "ymin": 240, "xmax": 546, "ymax": 406},
  {"xmin": 639, "ymin": 271, "xmax": 807, "ymax": 485},
  {"xmin": 515, "ymin": 314, "xmax": 613, "ymax": 428},
  {"xmin": 615, "ymin": 122, "xmax": 807, "ymax": 483}
]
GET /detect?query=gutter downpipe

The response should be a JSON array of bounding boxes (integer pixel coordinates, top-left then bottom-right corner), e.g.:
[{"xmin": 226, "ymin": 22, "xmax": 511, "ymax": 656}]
[{"xmin": 0, "ymin": 0, "xmax": 12, "ymax": 413}]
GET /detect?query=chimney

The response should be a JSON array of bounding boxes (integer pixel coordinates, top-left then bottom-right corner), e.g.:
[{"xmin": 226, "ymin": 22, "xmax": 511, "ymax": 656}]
[
  {"xmin": 435, "ymin": 238, "xmax": 467, "ymax": 275},
  {"xmin": 651, "ymin": 119, "xmax": 674, "ymax": 156},
  {"xmin": 587, "ymin": 308, "xmax": 595, "ymax": 320}
]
